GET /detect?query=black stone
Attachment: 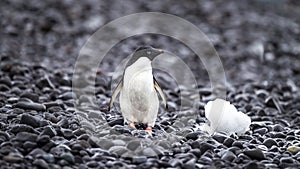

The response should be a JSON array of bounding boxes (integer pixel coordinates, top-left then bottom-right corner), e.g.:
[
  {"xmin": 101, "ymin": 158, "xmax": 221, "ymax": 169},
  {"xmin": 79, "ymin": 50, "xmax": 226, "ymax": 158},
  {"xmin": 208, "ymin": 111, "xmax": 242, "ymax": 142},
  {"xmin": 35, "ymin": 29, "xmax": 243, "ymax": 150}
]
[
  {"xmin": 232, "ymin": 141, "xmax": 243, "ymax": 148},
  {"xmin": 273, "ymin": 124, "xmax": 285, "ymax": 132},
  {"xmin": 58, "ymin": 92, "xmax": 76, "ymax": 100},
  {"xmin": 263, "ymin": 138, "xmax": 278, "ymax": 148},
  {"xmin": 37, "ymin": 135, "xmax": 51, "ymax": 145},
  {"xmin": 254, "ymin": 128, "xmax": 268, "ymax": 135},
  {"xmin": 108, "ymin": 118, "xmax": 124, "ymax": 127},
  {"xmin": 213, "ymin": 133, "xmax": 227, "ymax": 143},
  {"xmin": 23, "ymin": 141, "xmax": 37, "ymax": 150},
  {"xmin": 20, "ymin": 114, "xmax": 39, "ymax": 128},
  {"xmin": 221, "ymin": 151, "xmax": 236, "ymax": 162},
  {"xmin": 15, "ymin": 132, "xmax": 38, "ymax": 142},
  {"xmin": 11, "ymin": 124, "xmax": 35, "ymax": 133},
  {"xmin": 185, "ymin": 131, "xmax": 203, "ymax": 140},
  {"xmin": 20, "ymin": 91, "xmax": 39, "ymax": 102},
  {"xmin": 199, "ymin": 142, "xmax": 215, "ymax": 154},
  {"xmin": 280, "ymin": 157, "xmax": 294, "ymax": 164},
  {"xmin": 15, "ymin": 102, "xmax": 46, "ymax": 111},
  {"xmin": 182, "ymin": 159, "xmax": 196, "ymax": 169},
  {"xmin": 132, "ymin": 156, "xmax": 147, "ymax": 164},
  {"xmin": 223, "ymin": 137, "xmax": 234, "ymax": 147},
  {"xmin": 61, "ymin": 129, "xmax": 74, "ymax": 139},
  {"xmin": 57, "ymin": 118, "xmax": 69, "ymax": 128},
  {"xmin": 40, "ymin": 126, "xmax": 57, "ymax": 137},
  {"xmin": 243, "ymin": 149, "xmax": 266, "ymax": 160},
  {"xmin": 0, "ymin": 84, "xmax": 9, "ymax": 91},
  {"xmin": 0, "ymin": 77, "xmax": 12, "ymax": 87},
  {"xmin": 33, "ymin": 159, "xmax": 49, "ymax": 169}
]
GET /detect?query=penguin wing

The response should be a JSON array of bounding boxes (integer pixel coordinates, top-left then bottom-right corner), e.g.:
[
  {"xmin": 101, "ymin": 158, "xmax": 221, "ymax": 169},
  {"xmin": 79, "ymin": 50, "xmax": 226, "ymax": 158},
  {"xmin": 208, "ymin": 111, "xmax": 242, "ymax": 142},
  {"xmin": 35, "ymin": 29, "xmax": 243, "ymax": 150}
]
[
  {"xmin": 109, "ymin": 80, "xmax": 123, "ymax": 111},
  {"xmin": 153, "ymin": 78, "xmax": 167, "ymax": 108}
]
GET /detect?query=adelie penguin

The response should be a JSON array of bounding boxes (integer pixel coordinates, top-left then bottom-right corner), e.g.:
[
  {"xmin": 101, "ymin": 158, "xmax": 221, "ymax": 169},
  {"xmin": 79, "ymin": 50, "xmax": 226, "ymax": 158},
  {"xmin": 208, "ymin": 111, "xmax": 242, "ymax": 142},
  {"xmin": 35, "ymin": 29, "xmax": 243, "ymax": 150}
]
[{"xmin": 109, "ymin": 46, "xmax": 167, "ymax": 134}]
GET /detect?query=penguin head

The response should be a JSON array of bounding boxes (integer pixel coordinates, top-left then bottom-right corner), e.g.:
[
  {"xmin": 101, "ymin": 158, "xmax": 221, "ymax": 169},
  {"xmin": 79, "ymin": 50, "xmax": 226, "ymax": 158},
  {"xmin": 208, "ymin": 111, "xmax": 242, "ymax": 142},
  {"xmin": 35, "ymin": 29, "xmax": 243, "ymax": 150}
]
[
  {"xmin": 134, "ymin": 46, "xmax": 164, "ymax": 61},
  {"xmin": 126, "ymin": 46, "xmax": 164, "ymax": 68}
]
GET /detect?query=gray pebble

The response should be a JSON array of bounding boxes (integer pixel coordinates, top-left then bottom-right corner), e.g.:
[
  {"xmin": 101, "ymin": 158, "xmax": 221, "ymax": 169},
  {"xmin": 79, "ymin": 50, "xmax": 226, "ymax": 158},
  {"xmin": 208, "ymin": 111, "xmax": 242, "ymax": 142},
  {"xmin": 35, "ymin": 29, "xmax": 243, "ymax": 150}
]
[
  {"xmin": 58, "ymin": 118, "xmax": 69, "ymax": 128},
  {"xmin": 0, "ymin": 77, "xmax": 12, "ymax": 87},
  {"xmin": 20, "ymin": 114, "xmax": 39, "ymax": 128},
  {"xmin": 132, "ymin": 156, "xmax": 147, "ymax": 164},
  {"xmin": 223, "ymin": 137, "xmax": 234, "ymax": 147},
  {"xmin": 58, "ymin": 92, "xmax": 76, "ymax": 100},
  {"xmin": 182, "ymin": 159, "xmax": 196, "ymax": 169},
  {"xmin": 3, "ymin": 153, "xmax": 23, "ymax": 163},
  {"xmin": 108, "ymin": 146, "xmax": 128, "ymax": 156},
  {"xmin": 243, "ymin": 149, "xmax": 266, "ymax": 160},
  {"xmin": 221, "ymin": 151, "xmax": 236, "ymax": 162},
  {"xmin": 42, "ymin": 154, "xmax": 55, "ymax": 163},
  {"xmin": 280, "ymin": 157, "xmax": 294, "ymax": 164},
  {"xmin": 41, "ymin": 126, "xmax": 57, "ymax": 137},
  {"xmin": 11, "ymin": 124, "xmax": 35, "ymax": 133},
  {"xmin": 273, "ymin": 124, "xmax": 285, "ymax": 132},
  {"xmin": 199, "ymin": 142, "xmax": 215, "ymax": 153},
  {"xmin": 86, "ymin": 161, "xmax": 99, "ymax": 168},
  {"xmin": 33, "ymin": 159, "xmax": 49, "ymax": 169},
  {"xmin": 20, "ymin": 91, "xmax": 39, "ymax": 102},
  {"xmin": 108, "ymin": 118, "xmax": 124, "ymax": 126},
  {"xmin": 232, "ymin": 141, "xmax": 243, "ymax": 148},
  {"xmin": 263, "ymin": 138, "xmax": 278, "ymax": 148},
  {"xmin": 15, "ymin": 102, "xmax": 46, "ymax": 111},
  {"xmin": 28, "ymin": 148, "xmax": 47, "ymax": 158},
  {"xmin": 60, "ymin": 152, "xmax": 75, "ymax": 164},
  {"xmin": 189, "ymin": 149, "xmax": 201, "ymax": 157},
  {"xmin": 112, "ymin": 139, "xmax": 126, "ymax": 146},
  {"xmin": 213, "ymin": 133, "xmax": 227, "ymax": 143},
  {"xmin": 37, "ymin": 135, "xmax": 51, "ymax": 144},
  {"xmin": 185, "ymin": 131, "xmax": 202, "ymax": 140},
  {"xmin": 254, "ymin": 128, "xmax": 268, "ymax": 135},
  {"xmin": 23, "ymin": 141, "xmax": 37, "ymax": 150},
  {"xmin": 15, "ymin": 132, "xmax": 38, "ymax": 142},
  {"xmin": 61, "ymin": 128, "xmax": 73, "ymax": 139},
  {"xmin": 98, "ymin": 139, "xmax": 115, "ymax": 150},
  {"xmin": 7, "ymin": 97, "xmax": 19, "ymax": 104},
  {"xmin": 0, "ymin": 84, "xmax": 9, "ymax": 91},
  {"xmin": 126, "ymin": 140, "xmax": 141, "ymax": 151},
  {"xmin": 142, "ymin": 147, "xmax": 157, "ymax": 157}
]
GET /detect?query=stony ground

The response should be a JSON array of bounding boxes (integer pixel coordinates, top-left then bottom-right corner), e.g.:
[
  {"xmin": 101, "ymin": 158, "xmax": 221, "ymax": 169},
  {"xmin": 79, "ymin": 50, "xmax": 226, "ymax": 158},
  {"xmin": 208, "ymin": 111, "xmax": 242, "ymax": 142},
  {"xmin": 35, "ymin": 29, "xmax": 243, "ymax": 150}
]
[{"xmin": 1, "ymin": 0, "xmax": 300, "ymax": 169}]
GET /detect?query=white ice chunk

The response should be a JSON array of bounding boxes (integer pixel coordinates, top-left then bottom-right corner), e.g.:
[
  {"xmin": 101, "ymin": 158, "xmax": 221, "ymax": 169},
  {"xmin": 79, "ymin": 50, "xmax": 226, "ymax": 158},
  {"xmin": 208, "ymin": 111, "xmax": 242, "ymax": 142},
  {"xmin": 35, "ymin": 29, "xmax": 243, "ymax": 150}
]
[{"xmin": 202, "ymin": 98, "xmax": 251, "ymax": 135}]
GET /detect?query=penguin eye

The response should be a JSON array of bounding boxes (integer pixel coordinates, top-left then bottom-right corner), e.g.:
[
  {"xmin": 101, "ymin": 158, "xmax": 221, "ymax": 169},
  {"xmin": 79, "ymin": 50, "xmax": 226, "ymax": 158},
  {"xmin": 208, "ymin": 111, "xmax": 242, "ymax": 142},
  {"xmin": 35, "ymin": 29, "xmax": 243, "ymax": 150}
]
[{"xmin": 146, "ymin": 51, "xmax": 152, "ymax": 55}]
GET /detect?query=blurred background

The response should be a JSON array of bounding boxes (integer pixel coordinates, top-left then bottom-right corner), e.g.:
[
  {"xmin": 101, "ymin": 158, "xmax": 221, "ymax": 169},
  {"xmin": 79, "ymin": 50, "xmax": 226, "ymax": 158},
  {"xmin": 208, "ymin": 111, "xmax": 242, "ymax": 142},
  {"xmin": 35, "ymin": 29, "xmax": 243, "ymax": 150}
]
[{"xmin": 1, "ymin": 0, "xmax": 300, "ymax": 84}]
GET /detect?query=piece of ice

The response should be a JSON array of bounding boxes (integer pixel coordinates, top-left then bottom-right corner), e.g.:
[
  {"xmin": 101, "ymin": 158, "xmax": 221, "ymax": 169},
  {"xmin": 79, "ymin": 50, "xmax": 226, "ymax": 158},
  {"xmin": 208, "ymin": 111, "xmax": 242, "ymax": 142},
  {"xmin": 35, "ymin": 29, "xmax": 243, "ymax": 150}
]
[{"xmin": 202, "ymin": 98, "xmax": 251, "ymax": 135}]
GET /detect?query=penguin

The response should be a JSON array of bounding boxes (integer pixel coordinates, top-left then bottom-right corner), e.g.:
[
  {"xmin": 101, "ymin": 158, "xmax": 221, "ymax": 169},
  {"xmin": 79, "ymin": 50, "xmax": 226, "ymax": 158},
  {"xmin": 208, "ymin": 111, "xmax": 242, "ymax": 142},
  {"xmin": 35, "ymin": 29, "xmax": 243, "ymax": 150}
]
[{"xmin": 109, "ymin": 46, "xmax": 167, "ymax": 134}]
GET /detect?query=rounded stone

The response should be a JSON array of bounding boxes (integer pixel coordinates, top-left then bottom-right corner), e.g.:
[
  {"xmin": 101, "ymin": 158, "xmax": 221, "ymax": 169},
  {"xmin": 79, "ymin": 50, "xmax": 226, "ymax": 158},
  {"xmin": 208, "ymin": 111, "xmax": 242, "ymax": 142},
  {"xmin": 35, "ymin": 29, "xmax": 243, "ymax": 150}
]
[
  {"xmin": 15, "ymin": 132, "xmax": 38, "ymax": 142},
  {"xmin": 132, "ymin": 156, "xmax": 147, "ymax": 164},
  {"xmin": 243, "ymin": 149, "xmax": 266, "ymax": 160},
  {"xmin": 142, "ymin": 147, "xmax": 157, "ymax": 157},
  {"xmin": 263, "ymin": 138, "xmax": 278, "ymax": 148},
  {"xmin": 11, "ymin": 124, "xmax": 35, "ymax": 133},
  {"xmin": 20, "ymin": 114, "xmax": 40, "ymax": 128},
  {"xmin": 221, "ymin": 151, "xmax": 236, "ymax": 162},
  {"xmin": 41, "ymin": 126, "xmax": 57, "ymax": 137},
  {"xmin": 60, "ymin": 152, "xmax": 75, "ymax": 164},
  {"xmin": 33, "ymin": 159, "xmax": 49, "ymax": 169},
  {"xmin": 287, "ymin": 145, "xmax": 300, "ymax": 154},
  {"xmin": 15, "ymin": 102, "xmax": 46, "ymax": 111}
]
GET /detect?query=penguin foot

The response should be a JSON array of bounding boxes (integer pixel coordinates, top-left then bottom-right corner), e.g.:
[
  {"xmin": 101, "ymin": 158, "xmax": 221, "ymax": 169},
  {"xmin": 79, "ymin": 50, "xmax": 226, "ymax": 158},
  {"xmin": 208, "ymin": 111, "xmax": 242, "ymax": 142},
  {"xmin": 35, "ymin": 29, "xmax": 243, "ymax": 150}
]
[
  {"xmin": 145, "ymin": 126, "xmax": 153, "ymax": 135},
  {"xmin": 129, "ymin": 122, "xmax": 136, "ymax": 129}
]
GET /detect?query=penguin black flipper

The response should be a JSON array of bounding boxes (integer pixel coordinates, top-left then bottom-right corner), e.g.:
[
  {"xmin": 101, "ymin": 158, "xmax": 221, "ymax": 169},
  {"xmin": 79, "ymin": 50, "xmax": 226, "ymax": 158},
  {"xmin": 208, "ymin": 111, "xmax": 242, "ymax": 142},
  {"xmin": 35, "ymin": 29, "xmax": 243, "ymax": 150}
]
[
  {"xmin": 153, "ymin": 77, "xmax": 167, "ymax": 109},
  {"xmin": 109, "ymin": 80, "xmax": 123, "ymax": 111}
]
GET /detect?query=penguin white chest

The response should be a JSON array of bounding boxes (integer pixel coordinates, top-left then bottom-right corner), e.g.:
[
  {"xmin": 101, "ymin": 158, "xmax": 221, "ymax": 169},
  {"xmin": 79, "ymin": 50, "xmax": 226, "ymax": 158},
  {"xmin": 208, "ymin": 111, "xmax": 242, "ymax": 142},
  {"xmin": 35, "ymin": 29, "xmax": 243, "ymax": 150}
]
[{"xmin": 120, "ymin": 57, "xmax": 159, "ymax": 125}]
